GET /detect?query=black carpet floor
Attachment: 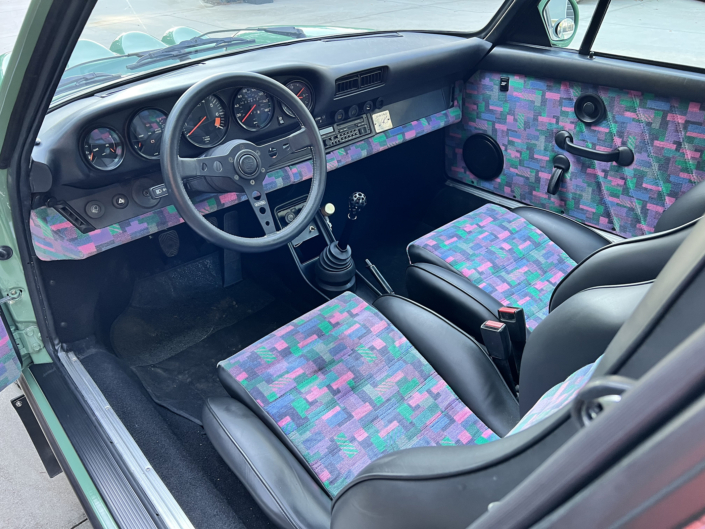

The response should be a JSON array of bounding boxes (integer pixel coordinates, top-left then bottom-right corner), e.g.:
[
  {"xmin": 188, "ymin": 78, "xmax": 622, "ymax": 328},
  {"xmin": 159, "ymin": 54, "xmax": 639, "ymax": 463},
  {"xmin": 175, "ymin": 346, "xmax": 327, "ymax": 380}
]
[
  {"xmin": 76, "ymin": 341, "xmax": 274, "ymax": 529},
  {"xmin": 110, "ymin": 253, "xmax": 308, "ymax": 424}
]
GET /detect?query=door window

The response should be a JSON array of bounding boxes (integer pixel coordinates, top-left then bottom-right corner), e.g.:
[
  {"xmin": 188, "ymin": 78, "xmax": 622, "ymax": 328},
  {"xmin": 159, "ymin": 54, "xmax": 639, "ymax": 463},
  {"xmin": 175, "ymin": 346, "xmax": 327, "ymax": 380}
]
[{"xmin": 592, "ymin": 0, "xmax": 705, "ymax": 70}]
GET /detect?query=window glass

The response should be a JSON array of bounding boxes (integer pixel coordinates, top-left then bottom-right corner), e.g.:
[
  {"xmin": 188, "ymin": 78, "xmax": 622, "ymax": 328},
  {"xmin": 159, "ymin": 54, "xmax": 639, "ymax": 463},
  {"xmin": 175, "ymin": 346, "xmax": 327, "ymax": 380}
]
[
  {"xmin": 1, "ymin": 0, "xmax": 31, "ymax": 55},
  {"xmin": 54, "ymin": 0, "xmax": 507, "ymax": 104},
  {"xmin": 592, "ymin": 0, "xmax": 705, "ymax": 69}
]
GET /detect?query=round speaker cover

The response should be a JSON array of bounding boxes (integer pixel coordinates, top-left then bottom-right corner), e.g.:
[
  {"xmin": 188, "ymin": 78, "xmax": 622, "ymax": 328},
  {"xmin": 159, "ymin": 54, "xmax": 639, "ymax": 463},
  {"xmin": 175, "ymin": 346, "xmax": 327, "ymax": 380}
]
[
  {"xmin": 574, "ymin": 93, "xmax": 606, "ymax": 124},
  {"xmin": 462, "ymin": 133, "xmax": 504, "ymax": 181}
]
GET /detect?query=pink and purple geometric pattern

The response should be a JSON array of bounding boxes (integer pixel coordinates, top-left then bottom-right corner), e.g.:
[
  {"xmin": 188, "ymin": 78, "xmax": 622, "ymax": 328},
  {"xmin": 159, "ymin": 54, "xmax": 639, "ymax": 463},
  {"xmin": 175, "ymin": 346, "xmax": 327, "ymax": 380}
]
[
  {"xmin": 0, "ymin": 318, "xmax": 21, "ymax": 394},
  {"xmin": 219, "ymin": 291, "xmax": 498, "ymax": 496},
  {"xmin": 448, "ymin": 71, "xmax": 705, "ymax": 238},
  {"xmin": 408, "ymin": 204, "xmax": 577, "ymax": 330},
  {"xmin": 508, "ymin": 356, "xmax": 601, "ymax": 435},
  {"xmin": 32, "ymin": 82, "xmax": 463, "ymax": 261}
]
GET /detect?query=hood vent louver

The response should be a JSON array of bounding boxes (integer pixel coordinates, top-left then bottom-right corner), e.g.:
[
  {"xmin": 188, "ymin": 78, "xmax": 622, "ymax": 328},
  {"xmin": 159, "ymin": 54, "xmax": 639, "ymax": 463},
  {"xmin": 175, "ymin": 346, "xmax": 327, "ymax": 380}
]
[{"xmin": 335, "ymin": 68, "xmax": 386, "ymax": 97}]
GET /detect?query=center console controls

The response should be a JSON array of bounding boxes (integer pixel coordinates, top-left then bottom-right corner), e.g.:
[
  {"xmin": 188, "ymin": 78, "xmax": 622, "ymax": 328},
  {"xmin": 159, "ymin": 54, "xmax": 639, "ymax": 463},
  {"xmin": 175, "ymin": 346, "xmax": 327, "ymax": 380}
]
[{"xmin": 320, "ymin": 115, "xmax": 372, "ymax": 149}]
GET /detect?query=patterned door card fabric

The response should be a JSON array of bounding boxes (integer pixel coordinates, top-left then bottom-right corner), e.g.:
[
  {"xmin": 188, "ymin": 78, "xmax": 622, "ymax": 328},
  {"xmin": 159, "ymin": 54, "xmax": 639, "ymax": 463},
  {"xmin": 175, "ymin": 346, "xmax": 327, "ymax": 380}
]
[{"xmin": 447, "ymin": 71, "xmax": 705, "ymax": 238}]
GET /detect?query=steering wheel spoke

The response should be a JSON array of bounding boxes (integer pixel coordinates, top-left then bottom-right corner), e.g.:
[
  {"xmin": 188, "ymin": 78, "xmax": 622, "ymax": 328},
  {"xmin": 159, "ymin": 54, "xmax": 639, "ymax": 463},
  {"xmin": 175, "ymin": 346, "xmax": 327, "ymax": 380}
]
[
  {"xmin": 245, "ymin": 183, "xmax": 277, "ymax": 235},
  {"xmin": 257, "ymin": 127, "xmax": 311, "ymax": 171},
  {"xmin": 177, "ymin": 155, "xmax": 235, "ymax": 180},
  {"xmin": 162, "ymin": 72, "xmax": 326, "ymax": 253}
]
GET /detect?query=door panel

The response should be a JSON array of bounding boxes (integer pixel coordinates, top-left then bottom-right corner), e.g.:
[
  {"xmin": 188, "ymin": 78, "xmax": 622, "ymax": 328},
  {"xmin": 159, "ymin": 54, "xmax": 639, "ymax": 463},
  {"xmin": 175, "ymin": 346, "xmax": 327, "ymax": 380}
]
[
  {"xmin": 448, "ymin": 68, "xmax": 705, "ymax": 238},
  {"xmin": 0, "ymin": 314, "xmax": 21, "ymax": 392}
]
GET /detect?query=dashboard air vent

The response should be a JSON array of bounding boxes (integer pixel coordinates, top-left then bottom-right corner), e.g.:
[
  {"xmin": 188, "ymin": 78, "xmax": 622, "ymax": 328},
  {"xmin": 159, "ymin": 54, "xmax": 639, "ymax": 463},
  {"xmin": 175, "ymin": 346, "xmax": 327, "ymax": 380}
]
[{"xmin": 335, "ymin": 68, "xmax": 385, "ymax": 96}]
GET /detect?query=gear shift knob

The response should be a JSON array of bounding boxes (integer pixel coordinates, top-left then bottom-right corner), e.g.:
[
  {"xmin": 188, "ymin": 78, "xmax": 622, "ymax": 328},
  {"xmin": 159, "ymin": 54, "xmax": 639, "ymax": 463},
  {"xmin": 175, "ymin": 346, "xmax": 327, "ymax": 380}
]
[
  {"xmin": 348, "ymin": 192, "xmax": 367, "ymax": 220},
  {"xmin": 337, "ymin": 191, "xmax": 366, "ymax": 251}
]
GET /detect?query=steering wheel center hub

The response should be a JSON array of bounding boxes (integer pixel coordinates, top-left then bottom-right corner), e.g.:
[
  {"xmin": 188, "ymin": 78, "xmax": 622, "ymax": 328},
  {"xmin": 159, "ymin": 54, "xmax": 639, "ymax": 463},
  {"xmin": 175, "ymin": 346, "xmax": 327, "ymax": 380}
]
[{"xmin": 235, "ymin": 149, "xmax": 261, "ymax": 178}]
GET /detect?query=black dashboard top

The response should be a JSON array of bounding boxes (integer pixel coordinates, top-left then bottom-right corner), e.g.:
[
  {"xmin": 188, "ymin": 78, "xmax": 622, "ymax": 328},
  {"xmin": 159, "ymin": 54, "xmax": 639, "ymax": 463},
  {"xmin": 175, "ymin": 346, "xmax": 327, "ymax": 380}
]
[{"xmin": 33, "ymin": 32, "xmax": 489, "ymax": 198}]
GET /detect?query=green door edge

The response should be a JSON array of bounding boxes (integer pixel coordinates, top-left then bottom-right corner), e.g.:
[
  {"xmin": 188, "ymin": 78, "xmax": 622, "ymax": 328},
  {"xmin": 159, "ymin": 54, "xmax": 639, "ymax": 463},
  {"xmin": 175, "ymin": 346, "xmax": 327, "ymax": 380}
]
[
  {"xmin": 0, "ymin": 0, "xmax": 56, "ymax": 368},
  {"xmin": 23, "ymin": 368, "xmax": 118, "ymax": 529}
]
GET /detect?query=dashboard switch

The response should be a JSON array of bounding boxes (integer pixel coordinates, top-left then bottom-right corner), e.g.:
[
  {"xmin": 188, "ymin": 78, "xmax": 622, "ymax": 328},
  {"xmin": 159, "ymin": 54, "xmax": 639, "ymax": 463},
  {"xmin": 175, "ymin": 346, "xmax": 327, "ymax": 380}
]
[
  {"xmin": 112, "ymin": 194, "xmax": 129, "ymax": 209},
  {"xmin": 85, "ymin": 200, "xmax": 105, "ymax": 219},
  {"xmin": 149, "ymin": 184, "xmax": 169, "ymax": 200},
  {"xmin": 334, "ymin": 109, "xmax": 345, "ymax": 123}
]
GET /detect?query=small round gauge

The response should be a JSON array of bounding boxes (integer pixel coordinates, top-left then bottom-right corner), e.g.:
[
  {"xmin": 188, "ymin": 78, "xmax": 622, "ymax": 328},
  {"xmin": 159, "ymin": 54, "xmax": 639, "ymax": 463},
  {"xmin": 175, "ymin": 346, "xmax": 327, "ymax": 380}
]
[
  {"xmin": 282, "ymin": 80, "xmax": 314, "ymax": 118},
  {"xmin": 183, "ymin": 95, "xmax": 228, "ymax": 148},
  {"xmin": 82, "ymin": 127, "xmax": 124, "ymax": 171},
  {"xmin": 129, "ymin": 108, "xmax": 167, "ymax": 159},
  {"xmin": 233, "ymin": 87, "xmax": 274, "ymax": 131}
]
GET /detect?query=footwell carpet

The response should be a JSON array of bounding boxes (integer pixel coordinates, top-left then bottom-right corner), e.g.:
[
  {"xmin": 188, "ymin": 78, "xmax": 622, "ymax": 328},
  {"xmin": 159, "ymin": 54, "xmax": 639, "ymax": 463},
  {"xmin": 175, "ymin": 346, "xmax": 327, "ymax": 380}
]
[{"xmin": 110, "ymin": 255, "xmax": 298, "ymax": 424}]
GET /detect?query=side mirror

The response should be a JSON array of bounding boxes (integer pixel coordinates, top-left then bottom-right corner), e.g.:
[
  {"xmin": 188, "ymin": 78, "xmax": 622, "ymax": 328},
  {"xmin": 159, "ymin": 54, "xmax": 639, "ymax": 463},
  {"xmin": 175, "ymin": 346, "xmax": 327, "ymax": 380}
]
[{"xmin": 539, "ymin": 0, "xmax": 579, "ymax": 47}]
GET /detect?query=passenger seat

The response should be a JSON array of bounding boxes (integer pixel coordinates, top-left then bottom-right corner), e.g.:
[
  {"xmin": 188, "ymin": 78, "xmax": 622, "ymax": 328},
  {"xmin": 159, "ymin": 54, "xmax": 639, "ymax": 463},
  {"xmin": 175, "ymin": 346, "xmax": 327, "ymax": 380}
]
[{"xmin": 406, "ymin": 180, "xmax": 705, "ymax": 343}]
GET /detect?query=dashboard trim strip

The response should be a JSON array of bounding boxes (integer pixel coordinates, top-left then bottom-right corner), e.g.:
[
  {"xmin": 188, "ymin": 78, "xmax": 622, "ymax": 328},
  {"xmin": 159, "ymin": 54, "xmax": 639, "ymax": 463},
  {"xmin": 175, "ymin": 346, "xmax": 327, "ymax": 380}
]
[{"xmin": 30, "ymin": 82, "xmax": 462, "ymax": 261}]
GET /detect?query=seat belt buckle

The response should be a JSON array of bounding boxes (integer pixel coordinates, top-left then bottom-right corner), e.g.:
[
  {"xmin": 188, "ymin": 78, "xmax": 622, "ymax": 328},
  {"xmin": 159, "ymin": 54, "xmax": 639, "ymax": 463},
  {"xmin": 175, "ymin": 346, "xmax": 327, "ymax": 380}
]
[
  {"xmin": 480, "ymin": 320, "xmax": 512, "ymax": 362},
  {"xmin": 498, "ymin": 307, "xmax": 527, "ymax": 344},
  {"xmin": 481, "ymin": 320, "xmax": 517, "ymax": 392}
]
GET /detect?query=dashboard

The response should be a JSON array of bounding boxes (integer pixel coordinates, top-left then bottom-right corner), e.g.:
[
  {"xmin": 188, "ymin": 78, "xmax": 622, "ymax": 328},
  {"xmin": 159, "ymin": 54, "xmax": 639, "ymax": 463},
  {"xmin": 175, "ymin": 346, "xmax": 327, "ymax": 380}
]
[{"xmin": 30, "ymin": 32, "xmax": 491, "ymax": 258}]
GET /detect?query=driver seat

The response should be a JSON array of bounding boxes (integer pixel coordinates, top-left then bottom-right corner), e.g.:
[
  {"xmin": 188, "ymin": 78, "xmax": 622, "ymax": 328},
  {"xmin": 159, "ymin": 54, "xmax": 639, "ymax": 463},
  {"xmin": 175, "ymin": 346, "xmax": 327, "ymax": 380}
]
[{"xmin": 203, "ymin": 216, "xmax": 705, "ymax": 529}]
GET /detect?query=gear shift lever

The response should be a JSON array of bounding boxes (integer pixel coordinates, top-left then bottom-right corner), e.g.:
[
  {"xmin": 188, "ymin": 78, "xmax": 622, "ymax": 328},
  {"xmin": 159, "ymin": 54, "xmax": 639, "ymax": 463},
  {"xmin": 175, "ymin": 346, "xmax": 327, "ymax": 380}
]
[
  {"xmin": 337, "ymin": 192, "xmax": 367, "ymax": 251},
  {"xmin": 314, "ymin": 192, "xmax": 366, "ymax": 293}
]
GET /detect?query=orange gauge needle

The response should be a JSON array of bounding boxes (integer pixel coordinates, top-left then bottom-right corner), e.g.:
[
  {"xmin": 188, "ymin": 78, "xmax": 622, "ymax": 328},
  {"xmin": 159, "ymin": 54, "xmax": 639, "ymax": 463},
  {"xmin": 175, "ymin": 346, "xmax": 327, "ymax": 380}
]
[
  {"xmin": 188, "ymin": 116, "xmax": 207, "ymax": 136},
  {"xmin": 243, "ymin": 105, "xmax": 257, "ymax": 122},
  {"xmin": 296, "ymin": 87, "xmax": 305, "ymax": 99},
  {"xmin": 90, "ymin": 152, "xmax": 94, "ymax": 161}
]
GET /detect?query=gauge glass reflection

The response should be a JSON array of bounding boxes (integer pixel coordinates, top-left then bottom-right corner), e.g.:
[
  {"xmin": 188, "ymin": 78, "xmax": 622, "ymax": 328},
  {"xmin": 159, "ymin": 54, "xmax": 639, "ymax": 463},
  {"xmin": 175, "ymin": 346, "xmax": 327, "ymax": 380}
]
[
  {"xmin": 183, "ymin": 95, "xmax": 228, "ymax": 148},
  {"xmin": 129, "ymin": 109, "xmax": 167, "ymax": 159},
  {"xmin": 282, "ymin": 80, "xmax": 314, "ymax": 118},
  {"xmin": 83, "ymin": 127, "xmax": 124, "ymax": 171},
  {"xmin": 233, "ymin": 87, "xmax": 274, "ymax": 131}
]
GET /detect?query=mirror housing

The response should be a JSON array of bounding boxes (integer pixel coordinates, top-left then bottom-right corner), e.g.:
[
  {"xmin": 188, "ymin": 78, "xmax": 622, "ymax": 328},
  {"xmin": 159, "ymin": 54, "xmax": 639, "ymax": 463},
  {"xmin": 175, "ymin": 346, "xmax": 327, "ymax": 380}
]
[{"xmin": 539, "ymin": 0, "xmax": 579, "ymax": 47}]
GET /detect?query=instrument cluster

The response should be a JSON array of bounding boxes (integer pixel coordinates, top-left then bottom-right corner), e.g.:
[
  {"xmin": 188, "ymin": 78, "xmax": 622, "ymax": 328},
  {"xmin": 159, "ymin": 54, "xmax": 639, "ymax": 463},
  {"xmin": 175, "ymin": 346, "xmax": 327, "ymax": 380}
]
[{"xmin": 81, "ymin": 80, "xmax": 314, "ymax": 171}]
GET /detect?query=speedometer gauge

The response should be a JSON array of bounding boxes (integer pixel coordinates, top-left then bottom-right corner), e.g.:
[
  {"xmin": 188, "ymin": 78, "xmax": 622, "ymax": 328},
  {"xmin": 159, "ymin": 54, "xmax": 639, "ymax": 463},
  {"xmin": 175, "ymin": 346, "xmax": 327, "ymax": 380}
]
[
  {"xmin": 83, "ymin": 127, "xmax": 124, "ymax": 171},
  {"xmin": 129, "ymin": 109, "xmax": 167, "ymax": 159},
  {"xmin": 282, "ymin": 80, "xmax": 314, "ymax": 118},
  {"xmin": 183, "ymin": 95, "xmax": 228, "ymax": 148},
  {"xmin": 233, "ymin": 87, "xmax": 274, "ymax": 131}
]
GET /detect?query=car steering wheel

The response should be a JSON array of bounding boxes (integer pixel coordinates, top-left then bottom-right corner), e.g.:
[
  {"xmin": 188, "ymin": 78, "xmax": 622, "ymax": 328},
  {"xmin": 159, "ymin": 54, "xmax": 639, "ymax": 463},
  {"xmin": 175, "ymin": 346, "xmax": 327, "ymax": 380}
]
[{"xmin": 161, "ymin": 72, "xmax": 327, "ymax": 253}]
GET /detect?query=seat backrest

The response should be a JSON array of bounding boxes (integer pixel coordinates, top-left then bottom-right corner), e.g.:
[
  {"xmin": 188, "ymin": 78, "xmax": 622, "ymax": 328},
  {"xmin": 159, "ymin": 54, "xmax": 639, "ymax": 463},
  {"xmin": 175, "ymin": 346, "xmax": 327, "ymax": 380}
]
[
  {"xmin": 331, "ymin": 215, "xmax": 705, "ymax": 529},
  {"xmin": 550, "ymin": 180, "xmax": 705, "ymax": 310}
]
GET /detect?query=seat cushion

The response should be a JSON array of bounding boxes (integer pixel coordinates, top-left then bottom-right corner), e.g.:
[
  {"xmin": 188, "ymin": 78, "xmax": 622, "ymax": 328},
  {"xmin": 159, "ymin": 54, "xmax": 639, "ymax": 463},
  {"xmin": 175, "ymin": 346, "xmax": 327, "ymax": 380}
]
[
  {"xmin": 218, "ymin": 292, "xmax": 499, "ymax": 496},
  {"xmin": 407, "ymin": 204, "xmax": 577, "ymax": 330}
]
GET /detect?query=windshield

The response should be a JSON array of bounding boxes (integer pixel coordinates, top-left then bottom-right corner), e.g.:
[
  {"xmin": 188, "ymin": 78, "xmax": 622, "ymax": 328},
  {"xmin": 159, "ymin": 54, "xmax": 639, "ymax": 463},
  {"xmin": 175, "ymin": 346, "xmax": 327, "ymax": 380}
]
[{"xmin": 47, "ymin": 0, "xmax": 504, "ymax": 104}]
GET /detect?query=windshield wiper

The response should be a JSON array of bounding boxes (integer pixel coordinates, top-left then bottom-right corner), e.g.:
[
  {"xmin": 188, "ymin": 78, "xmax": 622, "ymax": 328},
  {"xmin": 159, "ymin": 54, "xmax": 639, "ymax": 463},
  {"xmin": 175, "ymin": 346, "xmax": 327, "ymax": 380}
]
[
  {"xmin": 55, "ymin": 72, "xmax": 123, "ymax": 95},
  {"xmin": 201, "ymin": 26, "xmax": 307, "ymax": 39},
  {"xmin": 125, "ymin": 35, "xmax": 257, "ymax": 70}
]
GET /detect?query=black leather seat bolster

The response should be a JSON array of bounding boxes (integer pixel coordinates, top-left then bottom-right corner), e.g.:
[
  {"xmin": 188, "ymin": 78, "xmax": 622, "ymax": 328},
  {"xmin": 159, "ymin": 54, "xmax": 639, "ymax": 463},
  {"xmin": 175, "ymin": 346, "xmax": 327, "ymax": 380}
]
[
  {"xmin": 654, "ymin": 180, "xmax": 705, "ymax": 232},
  {"xmin": 520, "ymin": 282, "xmax": 651, "ymax": 415},
  {"xmin": 513, "ymin": 206, "xmax": 612, "ymax": 263},
  {"xmin": 202, "ymin": 398, "xmax": 331, "ymax": 529},
  {"xmin": 406, "ymin": 263, "xmax": 504, "ymax": 345},
  {"xmin": 373, "ymin": 294, "xmax": 519, "ymax": 436},
  {"xmin": 218, "ymin": 365, "xmax": 329, "ymax": 493},
  {"xmin": 331, "ymin": 415, "xmax": 578, "ymax": 529},
  {"xmin": 407, "ymin": 243, "xmax": 462, "ymax": 274},
  {"xmin": 550, "ymin": 222, "xmax": 694, "ymax": 311}
]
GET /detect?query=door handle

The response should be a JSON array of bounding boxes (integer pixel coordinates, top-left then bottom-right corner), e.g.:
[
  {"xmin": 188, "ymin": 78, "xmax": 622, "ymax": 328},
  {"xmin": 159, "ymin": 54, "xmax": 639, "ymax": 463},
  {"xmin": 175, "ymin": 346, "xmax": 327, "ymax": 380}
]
[{"xmin": 555, "ymin": 130, "xmax": 634, "ymax": 167}]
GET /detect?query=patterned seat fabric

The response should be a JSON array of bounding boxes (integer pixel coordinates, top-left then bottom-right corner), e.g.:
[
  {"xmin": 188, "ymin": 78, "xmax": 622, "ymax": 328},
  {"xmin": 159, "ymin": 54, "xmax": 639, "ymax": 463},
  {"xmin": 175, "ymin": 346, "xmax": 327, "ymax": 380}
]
[
  {"xmin": 219, "ymin": 292, "xmax": 598, "ymax": 497},
  {"xmin": 408, "ymin": 203, "xmax": 577, "ymax": 330},
  {"xmin": 219, "ymin": 292, "xmax": 499, "ymax": 496}
]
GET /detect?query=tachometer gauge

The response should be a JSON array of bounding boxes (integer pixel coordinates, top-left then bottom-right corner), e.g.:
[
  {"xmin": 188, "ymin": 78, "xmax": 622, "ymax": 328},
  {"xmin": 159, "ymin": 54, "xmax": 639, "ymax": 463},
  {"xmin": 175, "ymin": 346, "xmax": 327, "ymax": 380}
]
[
  {"xmin": 233, "ymin": 87, "xmax": 274, "ymax": 131},
  {"xmin": 183, "ymin": 95, "xmax": 228, "ymax": 148},
  {"xmin": 83, "ymin": 127, "xmax": 124, "ymax": 171},
  {"xmin": 282, "ymin": 80, "xmax": 314, "ymax": 118},
  {"xmin": 129, "ymin": 109, "xmax": 167, "ymax": 159}
]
